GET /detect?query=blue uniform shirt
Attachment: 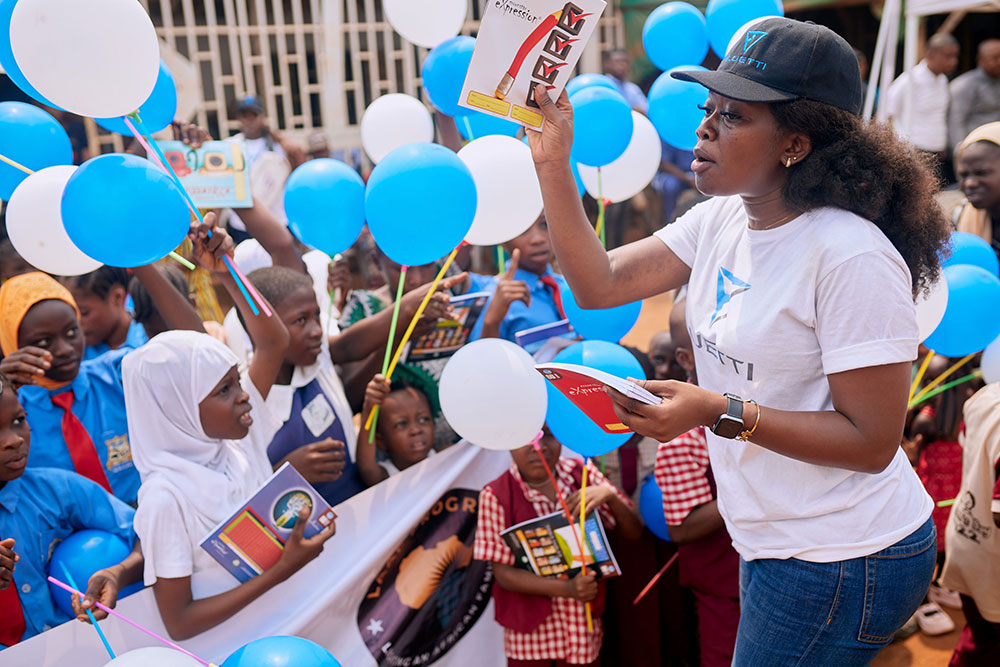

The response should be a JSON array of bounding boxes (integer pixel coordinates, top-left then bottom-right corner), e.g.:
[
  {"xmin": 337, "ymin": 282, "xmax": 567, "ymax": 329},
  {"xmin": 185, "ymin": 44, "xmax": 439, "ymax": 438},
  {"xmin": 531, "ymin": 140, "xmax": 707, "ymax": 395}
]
[
  {"xmin": 18, "ymin": 349, "xmax": 138, "ymax": 504},
  {"xmin": 489, "ymin": 265, "xmax": 573, "ymax": 354},
  {"xmin": 0, "ymin": 468, "xmax": 135, "ymax": 646},
  {"xmin": 83, "ymin": 320, "xmax": 148, "ymax": 361},
  {"xmin": 464, "ymin": 272, "xmax": 499, "ymax": 342}
]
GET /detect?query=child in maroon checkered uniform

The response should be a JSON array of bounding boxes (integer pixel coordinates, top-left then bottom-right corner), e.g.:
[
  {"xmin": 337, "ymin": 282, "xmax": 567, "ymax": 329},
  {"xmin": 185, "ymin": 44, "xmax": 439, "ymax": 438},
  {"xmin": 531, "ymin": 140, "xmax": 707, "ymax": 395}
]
[{"xmin": 474, "ymin": 429, "xmax": 642, "ymax": 667}]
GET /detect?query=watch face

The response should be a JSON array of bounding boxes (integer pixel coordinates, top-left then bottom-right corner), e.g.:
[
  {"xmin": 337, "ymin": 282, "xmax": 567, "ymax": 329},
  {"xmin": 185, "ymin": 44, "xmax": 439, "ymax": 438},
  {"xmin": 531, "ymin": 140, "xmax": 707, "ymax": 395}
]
[{"xmin": 712, "ymin": 415, "xmax": 744, "ymax": 439}]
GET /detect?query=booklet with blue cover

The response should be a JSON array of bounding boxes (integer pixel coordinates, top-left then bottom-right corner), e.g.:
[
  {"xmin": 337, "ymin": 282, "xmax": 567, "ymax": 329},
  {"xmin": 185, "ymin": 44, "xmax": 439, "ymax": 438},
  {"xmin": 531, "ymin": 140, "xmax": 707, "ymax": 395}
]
[
  {"xmin": 501, "ymin": 509, "xmax": 620, "ymax": 579},
  {"xmin": 200, "ymin": 462, "xmax": 337, "ymax": 583},
  {"xmin": 405, "ymin": 292, "xmax": 492, "ymax": 362}
]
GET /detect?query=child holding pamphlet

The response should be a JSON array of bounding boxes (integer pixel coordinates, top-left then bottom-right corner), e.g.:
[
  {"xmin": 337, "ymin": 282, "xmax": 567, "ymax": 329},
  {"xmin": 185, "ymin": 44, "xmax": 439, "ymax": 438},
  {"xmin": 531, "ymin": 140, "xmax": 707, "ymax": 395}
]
[
  {"xmin": 124, "ymin": 215, "xmax": 335, "ymax": 640},
  {"xmin": 474, "ymin": 428, "xmax": 641, "ymax": 666}
]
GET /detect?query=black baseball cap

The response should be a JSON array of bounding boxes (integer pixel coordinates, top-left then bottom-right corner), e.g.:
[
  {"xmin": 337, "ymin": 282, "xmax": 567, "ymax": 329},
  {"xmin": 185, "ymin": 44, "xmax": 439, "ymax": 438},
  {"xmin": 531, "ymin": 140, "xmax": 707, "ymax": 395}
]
[
  {"xmin": 235, "ymin": 95, "xmax": 264, "ymax": 114},
  {"xmin": 671, "ymin": 17, "xmax": 863, "ymax": 116}
]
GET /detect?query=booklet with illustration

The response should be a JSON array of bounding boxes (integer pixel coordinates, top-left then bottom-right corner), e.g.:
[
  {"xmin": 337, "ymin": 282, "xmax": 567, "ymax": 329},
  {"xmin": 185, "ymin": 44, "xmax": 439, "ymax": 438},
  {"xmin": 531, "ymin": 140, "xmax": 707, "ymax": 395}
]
[
  {"xmin": 501, "ymin": 509, "xmax": 620, "ymax": 579},
  {"xmin": 535, "ymin": 362, "xmax": 662, "ymax": 434},
  {"xmin": 156, "ymin": 139, "xmax": 253, "ymax": 208},
  {"xmin": 405, "ymin": 292, "xmax": 491, "ymax": 362},
  {"xmin": 459, "ymin": 0, "xmax": 607, "ymax": 130},
  {"xmin": 200, "ymin": 462, "xmax": 337, "ymax": 583}
]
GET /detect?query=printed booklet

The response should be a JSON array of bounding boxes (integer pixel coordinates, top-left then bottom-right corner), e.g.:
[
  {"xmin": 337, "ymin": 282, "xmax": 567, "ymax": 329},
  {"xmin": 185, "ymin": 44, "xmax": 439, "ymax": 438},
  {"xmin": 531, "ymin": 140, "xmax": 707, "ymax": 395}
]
[
  {"xmin": 459, "ymin": 0, "xmax": 607, "ymax": 130},
  {"xmin": 500, "ymin": 509, "xmax": 620, "ymax": 579},
  {"xmin": 156, "ymin": 139, "xmax": 253, "ymax": 208},
  {"xmin": 200, "ymin": 462, "xmax": 337, "ymax": 583},
  {"xmin": 536, "ymin": 362, "xmax": 662, "ymax": 434},
  {"xmin": 405, "ymin": 292, "xmax": 491, "ymax": 362}
]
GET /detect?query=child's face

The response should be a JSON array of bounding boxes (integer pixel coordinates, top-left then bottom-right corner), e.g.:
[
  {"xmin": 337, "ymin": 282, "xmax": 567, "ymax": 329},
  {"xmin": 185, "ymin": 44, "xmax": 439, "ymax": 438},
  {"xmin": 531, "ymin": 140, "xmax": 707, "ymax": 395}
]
[
  {"xmin": 510, "ymin": 430, "xmax": 561, "ymax": 485},
  {"xmin": 17, "ymin": 300, "xmax": 85, "ymax": 383},
  {"xmin": 0, "ymin": 385, "xmax": 30, "ymax": 484},
  {"xmin": 277, "ymin": 286, "xmax": 324, "ymax": 368},
  {"xmin": 377, "ymin": 256, "xmax": 436, "ymax": 297},
  {"xmin": 503, "ymin": 216, "xmax": 551, "ymax": 275},
  {"xmin": 198, "ymin": 365, "xmax": 252, "ymax": 439},
  {"xmin": 958, "ymin": 142, "xmax": 1000, "ymax": 211},
  {"xmin": 377, "ymin": 388, "xmax": 434, "ymax": 470},
  {"xmin": 68, "ymin": 285, "xmax": 127, "ymax": 348},
  {"xmin": 649, "ymin": 333, "xmax": 685, "ymax": 382}
]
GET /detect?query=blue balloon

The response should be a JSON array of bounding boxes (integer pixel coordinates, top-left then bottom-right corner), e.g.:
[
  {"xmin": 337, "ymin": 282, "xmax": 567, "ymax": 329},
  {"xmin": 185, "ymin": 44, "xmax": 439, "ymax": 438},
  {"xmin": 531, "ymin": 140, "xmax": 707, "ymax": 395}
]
[
  {"xmin": 924, "ymin": 264, "xmax": 1000, "ymax": 357},
  {"xmin": 0, "ymin": 102, "xmax": 72, "ymax": 200},
  {"xmin": 546, "ymin": 341, "xmax": 645, "ymax": 458},
  {"xmin": 62, "ymin": 153, "xmax": 190, "ymax": 267},
  {"xmin": 643, "ymin": 2, "xmax": 710, "ymax": 72},
  {"xmin": 943, "ymin": 231, "xmax": 1000, "ymax": 276},
  {"xmin": 705, "ymin": 0, "xmax": 784, "ymax": 58},
  {"xmin": 47, "ymin": 530, "xmax": 143, "ymax": 617},
  {"xmin": 639, "ymin": 476, "xmax": 672, "ymax": 541},
  {"xmin": 648, "ymin": 66, "xmax": 709, "ymax": 151},
  {"xmin": 284, "ymin": 158, "xmax": 366, "ymax": 255},
  {"xmin": 0, "ymin": 0, "xmax": 59, "ymax": 107},
  {"xmin": 522, "ymin": 134, "xmax": 585, "ymax": 196},
  {"xmin": 564, "ymin": 73, "xmax": 618, "ymax": 97},
  {"xmin": 365, "ymin": 143, "xmax": 476, "ymax": 266},
  {"xmin": 456, "ymin": 109, "xmax": 520, "ymax": 140},
  {"xmin": 421, "ymin": 36, "xmax": 476, "ymax": 117},
  {"xmin": 569, "ymin": 86, "xmax": 633, "ymax": 167},
  {"xmin": 223, "ymin": 636, "xmax": 342, "ymax": 667},
  {"xmin": 96, "ymin": 61, "xmax": 178, "ymax": 135},
  {"xmin": 561, "ymin": 284, "xmax": 641, "ymax": 342}
]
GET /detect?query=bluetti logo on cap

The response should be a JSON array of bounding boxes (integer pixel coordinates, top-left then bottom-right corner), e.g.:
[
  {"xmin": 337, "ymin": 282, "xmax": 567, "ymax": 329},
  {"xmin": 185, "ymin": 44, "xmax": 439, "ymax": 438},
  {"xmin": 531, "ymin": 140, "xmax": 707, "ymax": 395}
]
[
  {"xmin": 743, "ymin": 31, "xmax": 767, "ymax": 53},
  {"xmin": 725, "ymin": 28, "xmax": 769, "ymax": 71}
]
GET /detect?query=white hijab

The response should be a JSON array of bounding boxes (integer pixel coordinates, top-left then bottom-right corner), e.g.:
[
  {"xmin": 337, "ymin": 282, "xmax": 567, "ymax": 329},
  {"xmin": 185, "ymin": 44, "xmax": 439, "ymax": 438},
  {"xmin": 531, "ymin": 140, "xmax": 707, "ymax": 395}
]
[{"xmin": 123, "ymin": 330, "xmax": 273, "ymax": 525}]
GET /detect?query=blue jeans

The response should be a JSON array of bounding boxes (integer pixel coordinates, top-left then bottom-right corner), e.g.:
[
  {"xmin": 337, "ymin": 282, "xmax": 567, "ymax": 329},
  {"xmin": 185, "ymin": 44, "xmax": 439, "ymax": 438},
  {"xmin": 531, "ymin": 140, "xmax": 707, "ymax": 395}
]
[{"xmin": 733, "ymin": 517, "xmax": 936, "ymax": 666}]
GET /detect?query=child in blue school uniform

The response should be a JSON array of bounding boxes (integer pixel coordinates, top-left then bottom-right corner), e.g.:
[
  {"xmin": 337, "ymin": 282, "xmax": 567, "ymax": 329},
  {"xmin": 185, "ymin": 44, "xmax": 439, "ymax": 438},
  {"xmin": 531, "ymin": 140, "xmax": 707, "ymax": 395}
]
[
  {"xmin": 61, "ymin": 266, "xmax": 148, "ymax": 361},
  {"xmin": 0, "ymin": 372, "xmax": 142, "ymax": 649}
]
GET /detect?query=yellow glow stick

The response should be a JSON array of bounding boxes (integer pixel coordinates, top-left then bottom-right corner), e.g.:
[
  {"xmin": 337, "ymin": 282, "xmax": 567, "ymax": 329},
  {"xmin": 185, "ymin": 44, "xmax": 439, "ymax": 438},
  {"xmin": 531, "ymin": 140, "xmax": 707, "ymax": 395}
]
[
  {"xmin": 909, "ymin": 351, "xmax": 935, "ymax": 403},
  {"xmin": 0, "ymin": 152, "xmax": 33, "ymax": 175},
  {"xmin": 911, "ymin": 353, "xmax": 977, "ymax": 406},
  {"xmin": 581, "ymin": 460, "xmax": 593, "ymax": 634}
]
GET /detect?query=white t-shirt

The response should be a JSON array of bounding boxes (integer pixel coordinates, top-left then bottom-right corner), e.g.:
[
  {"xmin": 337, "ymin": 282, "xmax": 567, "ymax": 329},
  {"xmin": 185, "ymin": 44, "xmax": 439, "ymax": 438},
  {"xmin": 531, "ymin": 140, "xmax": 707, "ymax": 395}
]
[
  {"xmin": 655, "ymin": 195, "xmax": 933, "ymax": 562},
  {"xmin": 885, "ymin": 61, "xmax": 950, "ymax": 152}
]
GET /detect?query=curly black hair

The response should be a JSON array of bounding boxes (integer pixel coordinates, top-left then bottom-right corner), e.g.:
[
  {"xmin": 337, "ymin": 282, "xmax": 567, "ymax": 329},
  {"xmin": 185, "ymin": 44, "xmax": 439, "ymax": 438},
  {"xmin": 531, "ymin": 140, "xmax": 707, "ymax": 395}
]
[
  {"xmin": 61, "ymin": 266, "xmax": 131, "ymax": 299},
  {"xmin": 770, "ymin": 99, "xmax": 951, "ymax": 295}
]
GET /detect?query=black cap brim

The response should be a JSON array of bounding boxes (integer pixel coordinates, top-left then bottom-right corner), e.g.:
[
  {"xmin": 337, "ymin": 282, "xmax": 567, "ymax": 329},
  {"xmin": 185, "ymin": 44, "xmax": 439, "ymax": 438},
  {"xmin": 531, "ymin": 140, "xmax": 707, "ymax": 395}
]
[{"xmin": 671, "ymin": 69, "xmax": 798, "ymax": 105}]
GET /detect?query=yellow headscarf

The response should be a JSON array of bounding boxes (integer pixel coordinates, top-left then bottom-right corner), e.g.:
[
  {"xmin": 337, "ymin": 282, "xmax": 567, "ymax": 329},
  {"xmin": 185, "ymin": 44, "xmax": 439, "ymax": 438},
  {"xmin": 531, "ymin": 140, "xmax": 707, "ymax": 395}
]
[
  {"xmin": 0, "ymin": 272, "xmax": 82, "ymax": 390},
  {"xmin": 956, "ymin": 121, "xmax": 1000, "ymax": 243}
]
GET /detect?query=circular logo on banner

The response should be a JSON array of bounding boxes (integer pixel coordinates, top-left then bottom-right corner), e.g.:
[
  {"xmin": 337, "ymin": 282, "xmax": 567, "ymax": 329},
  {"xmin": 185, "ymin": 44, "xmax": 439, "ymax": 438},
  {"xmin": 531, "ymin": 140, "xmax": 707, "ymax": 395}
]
[{"xmin": 358, "ymin": 488, "xmax": 493, "ymax": 665}]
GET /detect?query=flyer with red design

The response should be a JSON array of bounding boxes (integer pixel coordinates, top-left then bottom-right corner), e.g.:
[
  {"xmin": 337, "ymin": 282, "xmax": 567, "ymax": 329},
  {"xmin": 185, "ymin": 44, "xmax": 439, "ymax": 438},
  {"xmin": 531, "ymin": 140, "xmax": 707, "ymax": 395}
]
[
  {"xmin": 536, "ymin": 362, "xmax": 661, "ymax": 434},
  {"xmin": 459, "ymin": 0, "xmax": 607, "ymax": 130}
]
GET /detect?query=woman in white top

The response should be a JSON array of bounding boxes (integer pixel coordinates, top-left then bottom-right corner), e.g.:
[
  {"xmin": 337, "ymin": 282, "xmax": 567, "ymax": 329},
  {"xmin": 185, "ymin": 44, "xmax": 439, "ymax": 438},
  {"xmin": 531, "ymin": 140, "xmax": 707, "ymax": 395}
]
[{"xmin": 529, "ymin": 17, "xmax": 950, "ymax": 665}]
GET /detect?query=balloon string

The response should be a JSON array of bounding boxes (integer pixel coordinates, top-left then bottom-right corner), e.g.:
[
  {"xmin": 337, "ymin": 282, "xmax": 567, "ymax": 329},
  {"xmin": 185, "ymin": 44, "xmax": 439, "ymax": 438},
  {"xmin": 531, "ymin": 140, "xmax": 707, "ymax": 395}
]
[
  {"xmin": 58, "ymin": 562, "xmax": 115, "ymax": 659},
  {"xmin": 911, "ymin": 353, "xmax": 976, "ymax": 405},
  {"xmin": 367, "ymin": 265, "xmax": 408, "ymax": 443},
  {"xmin": 0, "ymin": 153, "xmax": 33, "ymax": 174},
  {"xmin": 594, "ymin": 168, "xmax": 606, "ymax": 248},
  {"xmin": 496, "ymin": 245, "xmax": 505, "ymax": 276},
  {"xmin": 580, "ymin": 458, "xmax": 593, "ymax": 634},
  {"xmin": 909, "ymin": 351, "xmax": 935, "ymax": 402},
  {"xmin": 46, "ymin": 576, "xmax": 219, "ymax": 667},
  {"xmin": 633, "ymin": 552, "xmax": 679, "ymax": 605},
  {"xmin": 909, "ymin": 370, "xmax": 982, "ymax": 409}
]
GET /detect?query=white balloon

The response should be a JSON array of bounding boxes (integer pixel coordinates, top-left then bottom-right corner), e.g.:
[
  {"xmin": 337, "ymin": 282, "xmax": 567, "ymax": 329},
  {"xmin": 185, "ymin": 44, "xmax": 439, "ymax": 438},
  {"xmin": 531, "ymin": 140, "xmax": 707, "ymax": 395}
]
[
  {"xmin": 916, "ymin": 275, "xmax": 949, "ymax": 342},
  {"xmin": 384, "ymin": 0, "xmax": 467, "ymax": 48},
  {"xmin": 579, "ymin": 112, "xmax": 662, "ymax": 204},
  {"xmin": 361, "ymin": 94, "xmax": 434, "ymax": 164},
  {"xmin": 104, "ymin": 646, "xmax": 203, "ymax": 667},
  {"xmin": 982, "ymin": 335, "xmax": 1000, "ymax": 384},
  {"xmin": 6, "ymin": 166, "xmax": 101, "ymax": 276},
  {"xmin": 11, "ymin": 0, "xmax": 160, "ymax": 118},
  {"xmin": 458, "ymin": 136, "xmax": 543, "ymax": 246},
  {"xmin": 440, "ymin": 339, "xmax": 548, "ymax": 450}
]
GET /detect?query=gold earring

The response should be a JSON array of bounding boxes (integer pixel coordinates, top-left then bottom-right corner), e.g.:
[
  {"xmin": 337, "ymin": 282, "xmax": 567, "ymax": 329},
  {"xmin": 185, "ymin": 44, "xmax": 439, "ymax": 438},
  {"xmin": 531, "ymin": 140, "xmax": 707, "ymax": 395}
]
[{"xmin": 785, "ymin": 157, "xmax": 792, "ymax": 167}]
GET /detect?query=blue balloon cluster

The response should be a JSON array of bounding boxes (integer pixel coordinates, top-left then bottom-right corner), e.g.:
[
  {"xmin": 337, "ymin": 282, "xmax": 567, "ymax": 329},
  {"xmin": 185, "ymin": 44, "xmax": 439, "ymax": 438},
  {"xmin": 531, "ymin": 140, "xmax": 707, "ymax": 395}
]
[
  {"xmin": 924, "ymin": 264, "xmax": 1000, "ymax": 357},
  {"xmin": 421, "ymin": 36, "xmax": 476, "ymax": 117},
  {"xmin": 643, "ymin": 3, "xmax": 709, "ymax": 72},
  {"xmin": 648, "ymin": 66, "xmax": 709, "ymax": 151},
  {"xmin": 564, "ymin": 73, "xmax": 618, "ymax": 97},
  {"xmin": 47, "ymin": 530, "xmax": 143, "ymax": 617},
  {"xmin": 62, "ymin": 153, "xmax": 191, "ymax": 267},
  {"xmin": 943, "ymin": 231, "xmax": 999, "ymax": 276},
  {"xmin": 0, "ymin": 102, "xmax": 73, "ymax": 200},
  {"xmin": 639, "ymin": 476, "xmax": 672, "ymax": 541},
  {"xmin": 285, "ymin": 158, "xmax": 366, "ymax": 256},
  {"xmin": 705, "ymin": 0, "xmax": 784, "ymax": 58},
  {"xmin": 223, "ymin": 636, "xmax": 342, "ymax": 667},
  {"xmin": 569, "ymin": 86, "xmax": 633, "ymax": 167},
  {"xmin": 364, "ymin": 143, "xmax": 476, "ymax": 266},
  {"xmin": 560, "ymin": 284, "xmax": 642, "ymax": 343},
  {"xmin": 96, "ymin": 61, "xmax": 178, "ymax": 136},
  {"xmin": 546, "ymin": 341, "xmax": 645, "ymax": 458},
  {"xmin": 0, "ymin": 0, "xmax": 58, "ymax": 107},
  {"xmin": 456, "ymin": 109, "xmax": 520, "ymax": 141}
]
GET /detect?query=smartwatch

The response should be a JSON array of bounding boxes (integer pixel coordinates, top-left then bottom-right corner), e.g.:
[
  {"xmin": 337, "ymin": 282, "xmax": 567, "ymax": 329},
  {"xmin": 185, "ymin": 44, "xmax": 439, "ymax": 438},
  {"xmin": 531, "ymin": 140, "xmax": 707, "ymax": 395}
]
[{"xmin": 711, "ymin": 393, "xmax": 745, "ymax": 439}]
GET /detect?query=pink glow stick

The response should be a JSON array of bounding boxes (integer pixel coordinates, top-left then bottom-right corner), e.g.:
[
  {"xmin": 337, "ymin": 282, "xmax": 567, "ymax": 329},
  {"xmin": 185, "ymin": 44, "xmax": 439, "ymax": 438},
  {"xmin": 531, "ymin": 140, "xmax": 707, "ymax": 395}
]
[{"xmin": 46, "ymin": 576, "xmax": 219, "ymax": 667}]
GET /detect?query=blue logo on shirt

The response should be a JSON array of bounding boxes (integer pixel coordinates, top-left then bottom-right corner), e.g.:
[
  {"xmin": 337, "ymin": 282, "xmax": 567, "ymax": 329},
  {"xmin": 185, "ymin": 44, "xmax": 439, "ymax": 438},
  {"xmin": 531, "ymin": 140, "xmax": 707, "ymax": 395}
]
[{"xmin": 711, "ymin": 267, "xmax": 750, "ymax": 326}]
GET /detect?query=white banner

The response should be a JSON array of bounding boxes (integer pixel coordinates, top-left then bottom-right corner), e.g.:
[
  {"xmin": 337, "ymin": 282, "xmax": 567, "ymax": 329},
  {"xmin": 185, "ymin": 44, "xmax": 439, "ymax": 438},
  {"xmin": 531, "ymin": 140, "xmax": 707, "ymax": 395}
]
[{"xmin": 8, "ymin": 443, "xmax": 511, "ymax": 667}]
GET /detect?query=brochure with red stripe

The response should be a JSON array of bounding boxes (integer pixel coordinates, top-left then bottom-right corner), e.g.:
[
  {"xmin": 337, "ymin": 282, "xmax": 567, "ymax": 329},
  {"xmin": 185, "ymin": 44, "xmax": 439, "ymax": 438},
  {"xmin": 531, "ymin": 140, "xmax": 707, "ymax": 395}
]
[{"xmin": 536, "ymin": 362, "xmax": 661, "ymax": 434}]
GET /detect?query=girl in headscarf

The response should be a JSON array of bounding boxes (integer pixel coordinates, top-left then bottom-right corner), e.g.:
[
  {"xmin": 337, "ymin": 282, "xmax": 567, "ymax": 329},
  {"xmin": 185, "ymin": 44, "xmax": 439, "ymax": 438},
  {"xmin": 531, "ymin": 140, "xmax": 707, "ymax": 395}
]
[
  {"xmin": 125, "ymin": 242, "xmax": 335, "ymax": 640},
  {"xmin": 955, "ymin": 122, "xmax": 1000, "ymax": 257}
]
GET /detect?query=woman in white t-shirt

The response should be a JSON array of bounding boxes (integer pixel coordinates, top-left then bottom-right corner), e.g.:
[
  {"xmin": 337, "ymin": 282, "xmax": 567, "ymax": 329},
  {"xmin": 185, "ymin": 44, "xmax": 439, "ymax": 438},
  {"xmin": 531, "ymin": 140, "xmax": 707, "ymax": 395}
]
[{"xmin": 528, "ymin": 17, "xmax": 950, "ymax": 665}]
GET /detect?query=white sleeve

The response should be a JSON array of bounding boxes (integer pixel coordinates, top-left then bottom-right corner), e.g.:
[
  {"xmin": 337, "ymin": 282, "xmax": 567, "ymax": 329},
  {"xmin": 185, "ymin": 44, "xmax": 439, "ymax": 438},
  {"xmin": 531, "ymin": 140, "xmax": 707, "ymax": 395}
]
[
  {"xmin": 653, "ymin": 199, "xmax": 710, "ymax": 267},
  {"xmin": 815, "ymin": 251, "xmax": 919, "ymax": 375},
  {"xmin": 134, "ymin": 492, "xmax": 195, "ymax": 585},
  {"xmin": 884, "ymin": 76, "xmax": 903, "ymax": 121}
]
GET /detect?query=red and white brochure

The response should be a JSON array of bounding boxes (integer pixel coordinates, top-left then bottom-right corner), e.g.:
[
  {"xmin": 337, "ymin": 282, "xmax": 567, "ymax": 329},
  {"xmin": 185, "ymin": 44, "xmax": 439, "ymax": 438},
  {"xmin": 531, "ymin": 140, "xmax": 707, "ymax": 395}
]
[{"xmin": 536, "ymin": 362, "xmax": 661, "ymax": 434}]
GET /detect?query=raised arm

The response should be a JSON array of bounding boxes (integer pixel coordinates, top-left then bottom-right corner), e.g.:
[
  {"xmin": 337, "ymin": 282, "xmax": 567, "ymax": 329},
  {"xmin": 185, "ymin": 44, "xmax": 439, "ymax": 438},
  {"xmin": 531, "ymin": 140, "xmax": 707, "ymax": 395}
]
[
  {"xmin": 231, "ymin": 199, "xmax": 303, "ymax": 272},
  {"xmin": 527, "ymin": 86, "xmax": 690, "ymax": 309},
  {"xmin": 130, "ymin": 264, "xmax": 204, "ymax": 333}
]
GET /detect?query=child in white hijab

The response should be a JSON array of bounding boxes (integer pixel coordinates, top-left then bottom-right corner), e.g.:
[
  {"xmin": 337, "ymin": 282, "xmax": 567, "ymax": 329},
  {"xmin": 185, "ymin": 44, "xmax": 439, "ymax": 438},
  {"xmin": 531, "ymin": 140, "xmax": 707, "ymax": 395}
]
[{"xmin": 124, "ymin": 216, "xmax": 336, "ymax": 641}]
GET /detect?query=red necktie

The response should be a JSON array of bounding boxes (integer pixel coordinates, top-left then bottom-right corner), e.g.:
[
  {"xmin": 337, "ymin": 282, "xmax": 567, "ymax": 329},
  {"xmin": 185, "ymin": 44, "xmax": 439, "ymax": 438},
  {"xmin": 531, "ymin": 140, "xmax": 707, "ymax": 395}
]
[
  {"xmin": 619, "ymin": 440, "xmax": 639, "ymax": 497},
  {"xmin": 0, "ymin": 524, "xmax": 25, "ymax": 648},
  {"xmin": 50, "ymin": 392, "xmax": 113, "ymax": 493},
  {"xmin": 538, "ymin": 275, "xmax": 568, "ymax": 320}
]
